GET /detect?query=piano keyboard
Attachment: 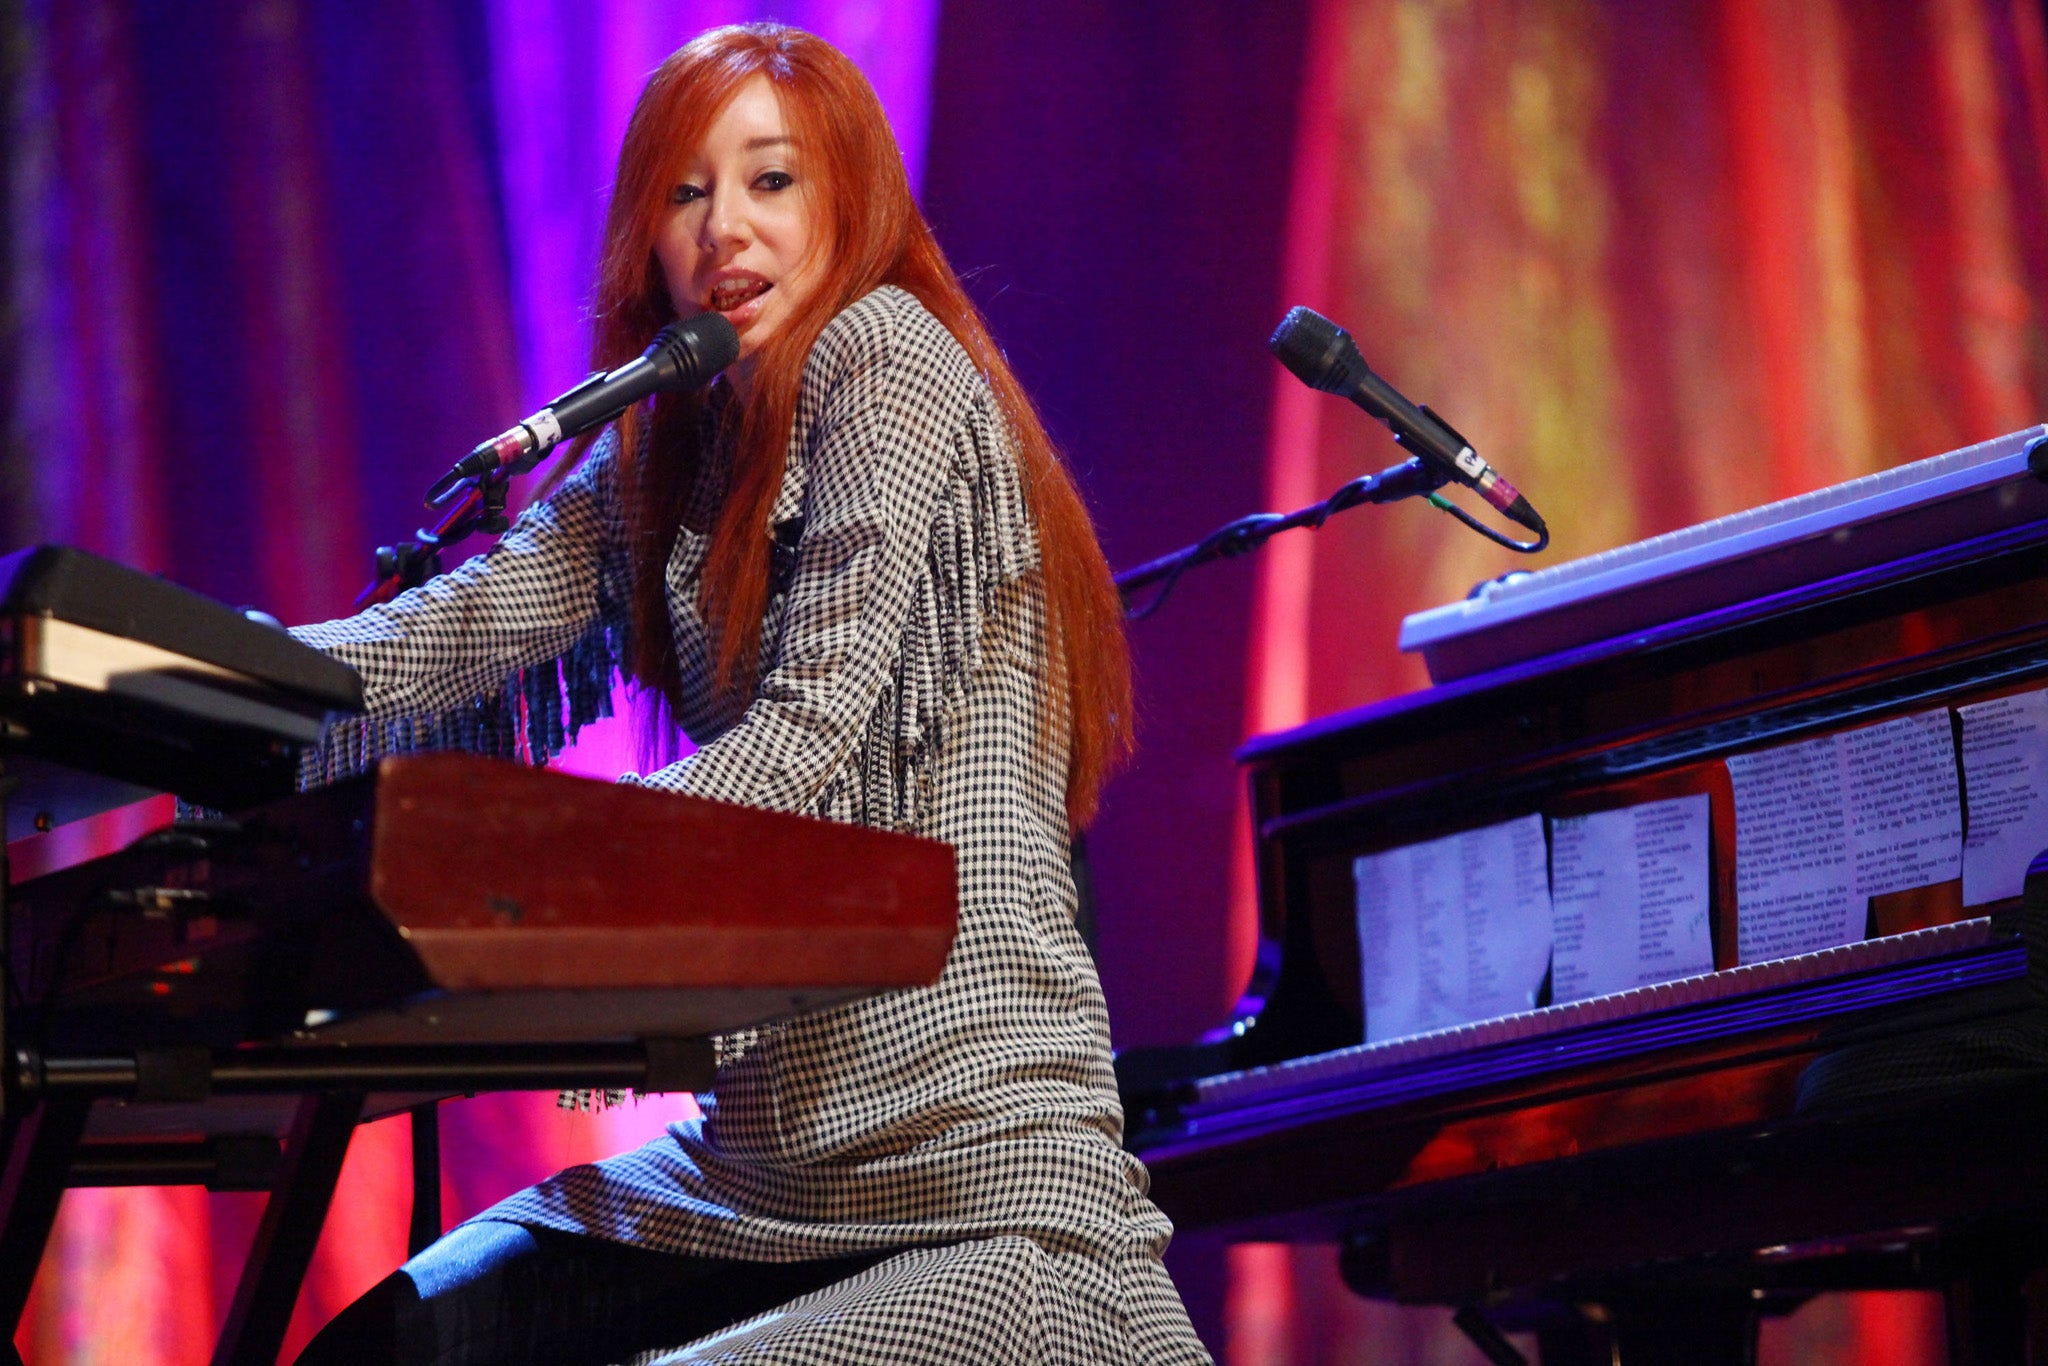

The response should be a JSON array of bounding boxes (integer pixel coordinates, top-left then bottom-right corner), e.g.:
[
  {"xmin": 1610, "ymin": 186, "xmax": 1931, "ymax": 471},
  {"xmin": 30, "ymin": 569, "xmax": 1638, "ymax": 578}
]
[
  {"xmin": 1399, "ymin": 425, "xmax": 2048, "ymax": 682},
  {"xmin": 1176, "ymin": 919, "xmax": 2009, "ymax": 1134}
]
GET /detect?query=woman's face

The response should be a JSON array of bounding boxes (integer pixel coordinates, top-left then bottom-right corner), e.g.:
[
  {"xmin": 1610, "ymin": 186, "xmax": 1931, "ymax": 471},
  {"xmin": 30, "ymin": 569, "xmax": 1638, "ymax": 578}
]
[{"xmin": 654, "ymin": 76, "xmax": 821, "ymax": 386}]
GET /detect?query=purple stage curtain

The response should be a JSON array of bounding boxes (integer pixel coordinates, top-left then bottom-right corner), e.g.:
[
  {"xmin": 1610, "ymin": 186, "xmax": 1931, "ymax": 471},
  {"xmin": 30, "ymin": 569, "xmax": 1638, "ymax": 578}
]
[
  {"xmin": 920, "ymin": 0, "xmax": 1314, "ymax": 1058},
  {"xmin": 3, "ymin": 1, "xmax": 935, "ymax": 1359},
  {"xmin": 917, "ymin": 3, "xmax": 1314, "ymax": 1352}
]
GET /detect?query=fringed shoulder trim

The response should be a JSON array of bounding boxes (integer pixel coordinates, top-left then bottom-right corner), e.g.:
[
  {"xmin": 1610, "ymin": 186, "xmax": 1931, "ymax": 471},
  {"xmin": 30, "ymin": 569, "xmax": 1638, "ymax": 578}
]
[{"xmin": 827, "ymin": 289, "xmax": 1044, "ymax": 833}]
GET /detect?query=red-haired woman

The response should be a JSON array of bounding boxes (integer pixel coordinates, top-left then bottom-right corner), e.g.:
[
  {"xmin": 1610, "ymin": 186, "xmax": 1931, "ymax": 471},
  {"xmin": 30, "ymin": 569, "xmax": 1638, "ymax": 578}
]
[{"xmin": 295, "ymin": 23, "xmax": 1210, "ymax": 1366}]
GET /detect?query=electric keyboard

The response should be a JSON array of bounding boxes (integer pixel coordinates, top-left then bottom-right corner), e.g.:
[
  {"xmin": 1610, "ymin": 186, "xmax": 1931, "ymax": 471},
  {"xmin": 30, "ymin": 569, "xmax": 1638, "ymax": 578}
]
[
  {"xmin": 1, "ymin": 753, "xmax": 958, "ymax": 1365},
  {"xmin": 0, "ymin": 545, "xmax": 363, "ymax": 835},
  {"xmin": 0, "ymin": 546, "xmax": 962, "ymax": 1364},
  {"xmin": 1399, "ymin": 424, "xmax": 2048, "ymax": 682}
]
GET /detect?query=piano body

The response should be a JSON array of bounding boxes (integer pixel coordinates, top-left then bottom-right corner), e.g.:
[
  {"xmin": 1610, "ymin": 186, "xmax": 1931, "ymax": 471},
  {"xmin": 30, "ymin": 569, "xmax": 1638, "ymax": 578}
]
[
  {"xmin": 1122, "ymin": 427, "xmax": 2048, "ymax": 1364},
  {"xmin": 0, "ymin": 546, "xmax": 958, "ymax": 1365}
]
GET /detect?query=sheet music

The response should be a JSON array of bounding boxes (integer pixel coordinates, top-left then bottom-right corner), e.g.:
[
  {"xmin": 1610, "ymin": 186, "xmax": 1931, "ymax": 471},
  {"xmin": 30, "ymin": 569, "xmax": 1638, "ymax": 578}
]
[
  {"xmin": 1355, "ymin": 841, "xmax": 1451, "ymax": 1045},
  {"xmin": 1959, "ymin": 688, "xmax": 2048, "ymax": 905},
  {"xmin": 1727, "ymin": 708, "xmax": 1962, "ymax": 963},
  {"xmin": 1462, "ymin": 815, "xmax": 1554, "ymax": 1021},
  {"xmin": 1729, "ymin": 734, "xmax": 1858, "ymax": 963},
  {"xmin": 1355, "ymin": 815, "xmax": 1552, "ymax": 1044},
  {"xmin": 1844, "ymin": 710, "xmax": 1963, "ymax": 897},
  {"xmin": 1550, "ymin": 794, "xmax": 1713, "ymax": 1003}
]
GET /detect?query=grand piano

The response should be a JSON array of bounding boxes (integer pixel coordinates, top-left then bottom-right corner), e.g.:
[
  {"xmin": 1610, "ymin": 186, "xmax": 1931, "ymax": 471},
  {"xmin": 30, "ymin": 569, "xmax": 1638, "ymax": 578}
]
[
  {"xmin": 1121, "ymin": 426, "xmax": 2048, "ymax": 1365},
  {"xmin": 0, "ymin": 546, "xmax": 958, "ymax": 1366}
]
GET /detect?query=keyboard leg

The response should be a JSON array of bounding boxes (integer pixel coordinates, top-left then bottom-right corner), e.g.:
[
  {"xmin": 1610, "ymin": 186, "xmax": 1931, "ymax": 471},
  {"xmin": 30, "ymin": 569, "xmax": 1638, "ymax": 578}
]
[
  {"xmin": 1452, "ymin": 1304, "xmax": 1528, "ymax": 1365},
  {"xmin": 210, "ymin": 1090, "xmax": 363, "ymax": 1366},
  {"xmin": 408, "ymin": 1102, "xmax": 441, "ymax": 1257},
  {"xmin": 0, "ymin": 1095, "xmax": 90, "ymax": 1334}
]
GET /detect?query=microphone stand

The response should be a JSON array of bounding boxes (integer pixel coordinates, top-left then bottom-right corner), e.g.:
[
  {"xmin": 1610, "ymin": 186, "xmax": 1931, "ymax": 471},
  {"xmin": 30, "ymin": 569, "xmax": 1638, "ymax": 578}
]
[
  {"xmin": 1116, "ymin": 455, "xmax": 1448, "ymax": 620},
  {"xmin": 353, "ymin": 463, "xmax": 524, "ymax": 610}
]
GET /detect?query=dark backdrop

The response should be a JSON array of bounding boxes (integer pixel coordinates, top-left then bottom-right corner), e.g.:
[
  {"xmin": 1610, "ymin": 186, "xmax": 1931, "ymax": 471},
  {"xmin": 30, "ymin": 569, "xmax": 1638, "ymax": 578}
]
[{"xmin": 923, "ymin": 0, "xmax": 1312, "ymax": 1051}]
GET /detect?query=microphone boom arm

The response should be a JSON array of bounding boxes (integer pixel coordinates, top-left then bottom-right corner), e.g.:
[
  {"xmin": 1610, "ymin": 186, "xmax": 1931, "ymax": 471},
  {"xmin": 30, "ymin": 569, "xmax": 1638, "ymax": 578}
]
[{"xmin": 1118, "ymin": 456, "xmax": 1453, "ymax": 620}]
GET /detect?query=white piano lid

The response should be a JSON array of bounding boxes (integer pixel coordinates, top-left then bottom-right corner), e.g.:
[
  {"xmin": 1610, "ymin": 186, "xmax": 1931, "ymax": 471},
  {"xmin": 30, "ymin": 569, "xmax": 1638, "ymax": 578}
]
[{"xmin": 1398, "ymin": 424, "xmax": 2048, "ymax": 682}]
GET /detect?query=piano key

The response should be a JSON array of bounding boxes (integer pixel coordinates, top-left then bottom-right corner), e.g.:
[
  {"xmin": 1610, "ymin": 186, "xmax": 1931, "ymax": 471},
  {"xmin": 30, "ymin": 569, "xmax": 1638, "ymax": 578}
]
[{"xmin": 1186, "ymin": 918, "xmax": 1997, "ymax": 1111}]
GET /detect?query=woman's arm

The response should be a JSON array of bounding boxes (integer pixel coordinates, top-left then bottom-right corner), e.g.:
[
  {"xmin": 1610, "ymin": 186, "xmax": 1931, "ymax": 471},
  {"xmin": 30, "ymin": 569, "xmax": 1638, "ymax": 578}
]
[
  {"xmin": 635, "ymin": 297, "xmax": 978, "ymax": 817},
  {"xmin": 293, "ymin": 435, "xmax": 627, "ymax": 722}
]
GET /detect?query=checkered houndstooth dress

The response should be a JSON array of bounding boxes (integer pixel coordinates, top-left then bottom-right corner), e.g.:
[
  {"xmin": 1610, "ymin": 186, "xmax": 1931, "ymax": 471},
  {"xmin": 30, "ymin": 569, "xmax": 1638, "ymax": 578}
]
[{"xmin": 293, "ymin": 287, "xmax": 1212, "ymax": 1364}]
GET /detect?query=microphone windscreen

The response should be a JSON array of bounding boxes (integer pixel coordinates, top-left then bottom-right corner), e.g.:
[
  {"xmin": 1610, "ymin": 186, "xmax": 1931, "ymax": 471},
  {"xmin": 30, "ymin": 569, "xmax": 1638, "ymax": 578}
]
[
  {"xmin": 656, "ymin": 313, "xmax": 741, "ymax": 389},
  {"xmin": 1268, "ymin": 306, "xmax": 1357, "ymax": 394}
]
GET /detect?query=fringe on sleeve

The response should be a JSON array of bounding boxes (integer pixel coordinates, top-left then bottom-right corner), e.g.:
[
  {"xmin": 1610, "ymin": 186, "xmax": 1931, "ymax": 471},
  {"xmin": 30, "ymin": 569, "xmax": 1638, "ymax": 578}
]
[{"xmin": 297, "ymin": 607, "xmax": 629, "ymax": 789}]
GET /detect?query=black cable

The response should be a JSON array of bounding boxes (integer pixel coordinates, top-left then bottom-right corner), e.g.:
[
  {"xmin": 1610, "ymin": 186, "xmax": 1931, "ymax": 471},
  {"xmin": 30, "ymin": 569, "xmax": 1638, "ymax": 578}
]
[
  {"xmin": 1428, "ymin": 492, "xmax": 1550, "ymax": 554},
  {"xmin": 1125, "ymin": 513, "xmax": 1288, "ymax": 621}
]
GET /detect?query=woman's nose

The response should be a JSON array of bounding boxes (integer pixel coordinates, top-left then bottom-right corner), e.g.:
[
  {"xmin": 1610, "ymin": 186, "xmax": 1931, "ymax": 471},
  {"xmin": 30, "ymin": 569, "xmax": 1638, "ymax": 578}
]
[{"xmin": 701, "ymin": 189, "xmax": 749, "ymax": 251}]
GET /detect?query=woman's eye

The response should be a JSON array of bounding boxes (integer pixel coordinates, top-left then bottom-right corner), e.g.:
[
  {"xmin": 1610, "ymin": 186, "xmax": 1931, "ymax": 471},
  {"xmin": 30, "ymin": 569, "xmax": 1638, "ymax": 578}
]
[
  {"xmin": 756, "ymin": 171, "xmax": 794, "ymax": 192},
  {"xmin": 670, "ymin": 183, "xmax": 705, "ymax": 205}
]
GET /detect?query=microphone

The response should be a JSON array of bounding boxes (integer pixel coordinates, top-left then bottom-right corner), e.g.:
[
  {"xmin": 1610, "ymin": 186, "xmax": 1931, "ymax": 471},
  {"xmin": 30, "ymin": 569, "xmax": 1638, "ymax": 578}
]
[
  {"xmin": 427, "ymin": 312, "xmax": 741, "ymax": 507},
  {"xmin": 1268, "ymin": 306, "xmax": 1543, "ymax": 534}
]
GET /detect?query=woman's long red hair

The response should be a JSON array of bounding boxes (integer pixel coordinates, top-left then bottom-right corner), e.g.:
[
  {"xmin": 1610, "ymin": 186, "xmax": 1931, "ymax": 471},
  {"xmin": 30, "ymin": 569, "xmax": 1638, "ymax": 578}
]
[{"xmin": 584, "ymin": 23, "xmax": 1131, "ymax": 828}]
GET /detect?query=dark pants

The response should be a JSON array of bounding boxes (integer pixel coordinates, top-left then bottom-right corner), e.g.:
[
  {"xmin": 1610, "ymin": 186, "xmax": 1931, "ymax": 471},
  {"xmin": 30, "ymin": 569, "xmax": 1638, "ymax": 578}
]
[{"xmin": 294, "ymin": 1220, "xmax": 893, "ymax": 1365}]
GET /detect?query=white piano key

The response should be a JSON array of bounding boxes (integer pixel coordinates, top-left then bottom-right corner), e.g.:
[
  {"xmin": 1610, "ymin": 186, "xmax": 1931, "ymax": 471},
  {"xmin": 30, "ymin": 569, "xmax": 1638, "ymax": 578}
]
[{"xmin": 1184, "ymin": 919, "xmax": 1996, "ymax": 1109}]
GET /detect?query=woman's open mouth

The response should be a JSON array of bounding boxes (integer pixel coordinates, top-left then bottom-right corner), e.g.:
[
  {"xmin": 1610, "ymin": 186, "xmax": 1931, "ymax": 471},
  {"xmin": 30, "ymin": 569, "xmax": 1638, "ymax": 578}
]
[{"xmin": 709, "ymin": 277, "xmax": 771, "ymax": 314}]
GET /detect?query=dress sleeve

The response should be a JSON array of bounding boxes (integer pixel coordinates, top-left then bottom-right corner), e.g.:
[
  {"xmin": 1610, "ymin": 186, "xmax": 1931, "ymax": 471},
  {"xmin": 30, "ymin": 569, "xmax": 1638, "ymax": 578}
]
[
  {"xmin": 633, "ymin": 307, "xmax": 968, "ymax": 817},
  {"xmin": 291, "ymin": 433, "xmax": 629, "ymax": 773}
]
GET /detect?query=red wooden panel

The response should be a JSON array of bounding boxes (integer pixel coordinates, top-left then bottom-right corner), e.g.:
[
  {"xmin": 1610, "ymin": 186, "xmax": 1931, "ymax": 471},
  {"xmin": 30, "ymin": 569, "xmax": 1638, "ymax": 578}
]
[{"xmin": 367, "ymin": 755, "xmax": 957, "ymax": 992}]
